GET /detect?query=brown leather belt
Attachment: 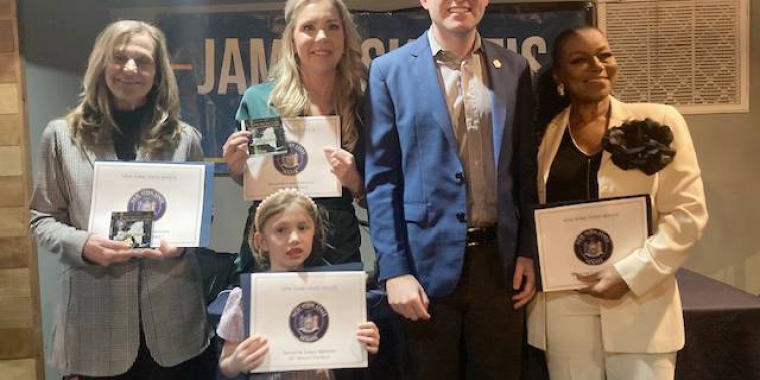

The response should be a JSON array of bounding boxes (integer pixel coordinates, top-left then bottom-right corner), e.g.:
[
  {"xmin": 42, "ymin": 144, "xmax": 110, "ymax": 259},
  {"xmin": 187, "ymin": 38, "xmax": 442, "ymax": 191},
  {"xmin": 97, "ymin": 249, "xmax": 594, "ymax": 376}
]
[{"xmin": 466, "ymin": 227, "xmax": 497, "ymax": 247}]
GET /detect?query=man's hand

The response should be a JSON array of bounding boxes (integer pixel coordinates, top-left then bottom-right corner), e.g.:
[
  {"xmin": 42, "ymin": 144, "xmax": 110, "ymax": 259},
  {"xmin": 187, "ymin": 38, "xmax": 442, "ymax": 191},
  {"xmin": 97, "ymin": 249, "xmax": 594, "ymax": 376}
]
[
  {"xmin": 82, "ymin": 234, "xmax": 138, "ymax": 266},
  {"xmin": 576, "ymin": 267, "xmax": 630, "ymax": 300},
  {"xmin": 386, "ymin": 274, "xmax": 431, "ymax": 321},
  {"xmin": 512, "ymin": 256, "xmax": 536, "ymax": 309}
]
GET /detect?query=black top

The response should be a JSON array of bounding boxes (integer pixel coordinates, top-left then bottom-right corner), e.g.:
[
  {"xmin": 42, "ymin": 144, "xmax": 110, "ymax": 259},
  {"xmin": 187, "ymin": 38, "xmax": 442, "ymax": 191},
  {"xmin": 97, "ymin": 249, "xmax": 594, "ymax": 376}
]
[
  {"xmin": 112, "ymin": 106, "xmax": 149, "ymax": 161},
  {"xmin": 546, "ymin": 128, "xmax": 603, "ymax": 203}
]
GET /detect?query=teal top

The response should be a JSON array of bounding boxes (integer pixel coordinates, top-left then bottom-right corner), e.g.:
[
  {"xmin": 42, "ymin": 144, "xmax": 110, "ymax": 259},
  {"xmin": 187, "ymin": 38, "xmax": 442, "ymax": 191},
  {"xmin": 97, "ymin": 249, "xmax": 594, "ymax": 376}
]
[
  {"xmin": 234, "ymin": 82, "xmax": 363, "ymax": 274},
  {"xmin": 236, "ymin": 81, "xmax": 279, "ymax": 121}
]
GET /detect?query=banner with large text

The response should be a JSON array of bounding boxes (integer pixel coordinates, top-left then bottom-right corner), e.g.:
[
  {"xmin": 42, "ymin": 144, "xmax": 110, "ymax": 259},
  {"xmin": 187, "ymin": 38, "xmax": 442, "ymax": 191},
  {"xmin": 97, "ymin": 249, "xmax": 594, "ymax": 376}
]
[{"xmin": 156, "ymin": 4, "xmax": 592, "ymax": 172}]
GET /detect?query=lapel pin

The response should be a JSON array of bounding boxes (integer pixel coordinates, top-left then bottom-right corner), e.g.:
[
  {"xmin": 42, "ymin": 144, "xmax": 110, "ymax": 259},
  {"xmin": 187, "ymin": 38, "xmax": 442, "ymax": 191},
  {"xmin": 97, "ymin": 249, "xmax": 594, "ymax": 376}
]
[{"xmin": 493, "ymin": 59, "xmax": 502, "ymax": 69}]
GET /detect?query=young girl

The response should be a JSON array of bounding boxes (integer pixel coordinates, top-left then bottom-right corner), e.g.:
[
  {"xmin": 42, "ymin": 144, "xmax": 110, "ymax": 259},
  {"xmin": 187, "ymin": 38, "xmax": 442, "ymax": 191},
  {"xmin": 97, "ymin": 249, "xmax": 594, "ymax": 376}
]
[{"xmin": 217, "ymin": 188, "xmax": 380, "ymax": 379}]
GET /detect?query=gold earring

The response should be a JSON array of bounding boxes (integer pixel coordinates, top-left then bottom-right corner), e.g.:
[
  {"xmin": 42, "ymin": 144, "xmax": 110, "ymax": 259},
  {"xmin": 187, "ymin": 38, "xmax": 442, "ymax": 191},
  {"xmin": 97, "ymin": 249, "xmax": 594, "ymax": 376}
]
[{"xmin": 557, "ymin": 83, "xmax": 565, "ymax": 97}]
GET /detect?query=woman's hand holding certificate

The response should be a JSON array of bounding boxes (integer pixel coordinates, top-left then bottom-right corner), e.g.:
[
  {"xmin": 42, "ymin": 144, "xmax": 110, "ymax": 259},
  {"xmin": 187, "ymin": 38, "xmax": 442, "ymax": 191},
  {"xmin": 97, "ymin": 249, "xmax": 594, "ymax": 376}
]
[
  {"xmin": 534, "ymin": 195, "xmax": 651, "ymax": 292},
  {"xmin": 576, "ymin": 266, "xmax": 631, "ymax": 300},
  {"xmin": 243, "ymin": 116, "xmax": 342, "ymax": 200},
  {"xmin": 220, "ymin": 335, "xmax": 269, "ymax": 377},
  {"xmin": 82, "ymin": 234, "xmax": 136, "ymax": 266},
  {"xmin": 88, "ymin": 161, "xmax": 214, "ymax": 248},
  {"xmin": 242, "ymin": 271, "xmax": 368, "ymax": 373},
  {"xmin": 323, "ymin": 146, "xmax": 361, "ymax": 195},
  {"xmin": 222, "ymin": 129, "xmax": 252, "ymax": 183}
]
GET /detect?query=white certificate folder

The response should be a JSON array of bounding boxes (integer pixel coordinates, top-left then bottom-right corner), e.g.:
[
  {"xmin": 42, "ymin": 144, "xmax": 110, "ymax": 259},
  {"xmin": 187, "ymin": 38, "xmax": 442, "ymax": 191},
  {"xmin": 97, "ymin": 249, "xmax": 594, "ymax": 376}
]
[
  {"xmin": 241, "ymin": 271, "xmax": 368, "ymax": 373},
  {"xmin": 88, "ymin": 161, "xmax": 214, "ymax": 247},
  {"xmin": 534, "ymin": 195, "xmax": 652, "ymax": 292},
  {"xmin": 243, "ymin": 116, "xmax": 342, "ymax": 200}
]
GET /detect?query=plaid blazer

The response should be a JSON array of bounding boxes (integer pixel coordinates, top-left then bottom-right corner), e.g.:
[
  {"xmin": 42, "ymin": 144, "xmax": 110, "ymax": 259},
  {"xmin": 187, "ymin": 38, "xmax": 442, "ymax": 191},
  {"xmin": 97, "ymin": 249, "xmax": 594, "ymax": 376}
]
[{"xmin": 30, "ymin": 119, "xmax": 212, "ymax": 376}]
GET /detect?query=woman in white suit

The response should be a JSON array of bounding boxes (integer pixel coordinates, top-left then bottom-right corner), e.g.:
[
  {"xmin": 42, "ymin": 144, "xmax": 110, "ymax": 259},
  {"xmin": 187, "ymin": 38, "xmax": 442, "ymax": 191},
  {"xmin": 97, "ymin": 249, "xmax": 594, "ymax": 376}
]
[{"xmin": 527, "ymin": 26, "xmax": 708, "ymax": 379}]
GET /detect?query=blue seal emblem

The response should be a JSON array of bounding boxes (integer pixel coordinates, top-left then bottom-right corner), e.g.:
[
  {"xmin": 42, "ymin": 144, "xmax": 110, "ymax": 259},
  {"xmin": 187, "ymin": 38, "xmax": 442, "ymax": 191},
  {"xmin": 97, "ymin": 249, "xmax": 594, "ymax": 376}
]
[
  {"xmin": 574, "ymin": 228, "xmax": 613, "ymax": 265},
  {"xmin": 289, "ymin": 301, "xmax": 329, "ymax": 343},
  {"xmin": 273, "ymin": 142, "xmax": 308, "ymax": 176},
  {"xmin": 127, "ymin": 188, "xmax": 167, "ymax": 221}
]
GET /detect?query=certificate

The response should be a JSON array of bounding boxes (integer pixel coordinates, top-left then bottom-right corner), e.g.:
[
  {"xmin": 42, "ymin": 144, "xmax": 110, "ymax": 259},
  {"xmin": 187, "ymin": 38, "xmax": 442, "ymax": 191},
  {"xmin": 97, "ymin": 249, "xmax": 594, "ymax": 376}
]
[
  {"xmin": 243, "ymin": 116, "xmax": 341, "ymax": 200},
  {"xmin": 87, "ymin": 161, "xmax": 213, "ymax": 247},
  {"xmin": 241, "ymin": 271, "xmax": 367, "ymax": 373},
  {"xmin": 534, "ymin": 195, "xmax": 651, "ymax": 292}
]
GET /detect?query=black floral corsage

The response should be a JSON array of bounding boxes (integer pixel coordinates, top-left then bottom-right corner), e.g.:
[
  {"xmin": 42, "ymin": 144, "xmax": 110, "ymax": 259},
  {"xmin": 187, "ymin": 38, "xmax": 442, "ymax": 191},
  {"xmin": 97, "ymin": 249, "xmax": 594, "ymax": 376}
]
[{"xmin": 601, "ymin": 118, "xmax": 676, "ymax": 175}]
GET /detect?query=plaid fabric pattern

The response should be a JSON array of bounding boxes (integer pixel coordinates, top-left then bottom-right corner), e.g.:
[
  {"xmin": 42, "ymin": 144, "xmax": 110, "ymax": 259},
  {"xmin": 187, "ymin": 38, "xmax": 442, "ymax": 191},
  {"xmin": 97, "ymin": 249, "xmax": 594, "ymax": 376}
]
[{"xmin": 30, "ymin": 120, "xmax": 212, "ymax": 376}]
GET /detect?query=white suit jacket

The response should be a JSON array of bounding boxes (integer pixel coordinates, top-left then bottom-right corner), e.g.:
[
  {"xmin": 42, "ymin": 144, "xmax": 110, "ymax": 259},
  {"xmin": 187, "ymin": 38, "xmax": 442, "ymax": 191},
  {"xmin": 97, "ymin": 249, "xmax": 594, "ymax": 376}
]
[{"xmin": 527, "ymin": 96, "xmax": 708, "ymax": 353}]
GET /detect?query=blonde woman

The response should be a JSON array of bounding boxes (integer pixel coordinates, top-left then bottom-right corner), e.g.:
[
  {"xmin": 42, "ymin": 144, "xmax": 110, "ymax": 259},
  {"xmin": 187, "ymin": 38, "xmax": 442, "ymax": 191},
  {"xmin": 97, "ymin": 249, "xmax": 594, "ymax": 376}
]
[
  {"xmin": 222, "ymin": 0, "xmax": 367, "ymax": 274},
  {"xmin": 30, "ymin": 20, "xmax": 214, "ymax": 379}
]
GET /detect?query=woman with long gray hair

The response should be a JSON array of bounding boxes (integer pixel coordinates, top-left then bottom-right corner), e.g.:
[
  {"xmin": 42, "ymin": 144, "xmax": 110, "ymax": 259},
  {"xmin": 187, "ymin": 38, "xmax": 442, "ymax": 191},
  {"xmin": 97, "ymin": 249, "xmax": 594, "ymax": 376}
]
[{"xmin": 30, "ymin": 20, "xmax": 214, "ymax": 379}]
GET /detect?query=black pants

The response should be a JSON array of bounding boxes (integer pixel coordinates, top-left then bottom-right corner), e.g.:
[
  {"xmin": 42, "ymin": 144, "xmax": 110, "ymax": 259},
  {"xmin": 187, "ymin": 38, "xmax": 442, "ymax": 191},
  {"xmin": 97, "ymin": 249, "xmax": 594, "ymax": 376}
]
[
  {"xmin": 405, "ymin": 242, "xmax": 525, "ymax": 380},
  {"xmin": 80, "ymin": 328, "xmax": 216, "ymax": 380}
]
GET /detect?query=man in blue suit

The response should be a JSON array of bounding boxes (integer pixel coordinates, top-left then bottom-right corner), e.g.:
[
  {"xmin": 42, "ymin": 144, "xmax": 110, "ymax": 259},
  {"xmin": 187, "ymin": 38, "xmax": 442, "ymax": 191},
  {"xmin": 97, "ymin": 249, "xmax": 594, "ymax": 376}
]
[{"xmin": 364, "ymin": 0, "xmax": 538, "ymax": 378}]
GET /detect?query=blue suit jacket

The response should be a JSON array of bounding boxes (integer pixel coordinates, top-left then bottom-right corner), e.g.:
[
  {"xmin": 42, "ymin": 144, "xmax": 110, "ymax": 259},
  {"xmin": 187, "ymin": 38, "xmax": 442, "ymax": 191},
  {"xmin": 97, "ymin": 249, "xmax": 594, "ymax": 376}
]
[{"xmin": 364, "ymin": 32, "xmax": 538, "ymax": 298}]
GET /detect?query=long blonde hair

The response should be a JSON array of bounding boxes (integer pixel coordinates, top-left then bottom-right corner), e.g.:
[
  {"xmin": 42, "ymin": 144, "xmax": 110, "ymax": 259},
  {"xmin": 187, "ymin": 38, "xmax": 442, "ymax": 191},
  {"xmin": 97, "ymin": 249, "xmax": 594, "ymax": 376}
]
[
  {"xmin": 268, "ymin": 0, "xmax": 367, "ymax": 151},
  {"xmin": 66, "ymin": 20, "xmax": 182, "ymax": 156}
]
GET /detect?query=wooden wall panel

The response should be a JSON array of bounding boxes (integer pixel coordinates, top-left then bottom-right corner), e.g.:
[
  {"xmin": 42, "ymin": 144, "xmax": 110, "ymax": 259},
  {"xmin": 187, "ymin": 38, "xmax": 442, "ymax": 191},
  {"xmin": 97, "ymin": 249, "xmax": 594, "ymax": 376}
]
[
  {"xmin": 0, "ymin": 114, "xmax": 23, "ymax": 146},
  {"xmin": 0, "ymin": 237, "xmax": 29, "ymax": 268},
  {"xmin": 0, "ymin": 359, "xmax": 37, "ymax": 379},
  {"xmin": 1, "ymin": 0, "xmax": 43, "ymax": 378},
  {"xmin": 0, "ymin": 296, "xmax": 33, "ymax": 329},
  {"xmin": 0, "ymin": 328, "xmax": 35, "ymax": 359},
  {"xmin": 0, "ymin": 269, "xmax": 35, "ymax": 359},
  {"xmin": 0, "ymin": 0, "xmax": 12, "ymax": 18},
  {"xmin": 0, "ymin": 53, "xmax": 17, "ymax": 83},
  {"xmin": 0, "ymin": 268, "xmax": 31, "ymax": 299},
  {"xmin": 0, "ymin": 207, "xmax": 27, "ymax": 237},
  {"xmin": 0, "ymin": 176, "xmax": 24, "ymax": 207},
  {"xmin": 0, "ymin": 83, "xmax": 19, "ymax": 114},
  {"xmin": 0, "ymin": 21, "xmax": 13, "ymax": 52},
  {"xmin": 0, "ymin": 146, "xmax": 23, "ymax": 176}
]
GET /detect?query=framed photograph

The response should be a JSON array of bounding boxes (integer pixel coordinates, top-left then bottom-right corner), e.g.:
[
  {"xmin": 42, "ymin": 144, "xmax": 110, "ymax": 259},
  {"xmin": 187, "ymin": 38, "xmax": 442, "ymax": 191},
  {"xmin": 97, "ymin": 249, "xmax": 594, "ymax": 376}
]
[
  {"xmin": 109, "ymin": 211, "xmax": 154, "ymax": 248},
  {"xmin": 243, "ymin": 117, "xmax": 288, "ymax": 157}
]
